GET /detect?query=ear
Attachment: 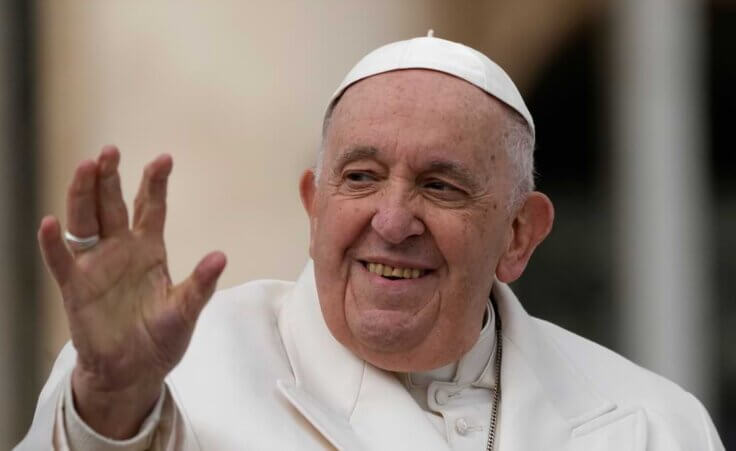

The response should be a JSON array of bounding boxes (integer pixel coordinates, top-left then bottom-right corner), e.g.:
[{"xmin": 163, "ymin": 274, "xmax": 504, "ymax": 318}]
[
  {"xmin": 495, "ymin": 192, "xmax": 554, "ymax": 283},
  {"xmin": 299, "ymin": 169, "xmax": 318, "ymax": 256}
]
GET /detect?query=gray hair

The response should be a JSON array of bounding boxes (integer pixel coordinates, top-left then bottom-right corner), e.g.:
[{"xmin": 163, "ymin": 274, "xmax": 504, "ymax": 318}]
[
  {"xmin": 500, "ymin": 108, "xmax": 536, "ymax": 212},
  {"xmin": 315, "ymin": 101, "xmax": 535, "ymax": 214}
]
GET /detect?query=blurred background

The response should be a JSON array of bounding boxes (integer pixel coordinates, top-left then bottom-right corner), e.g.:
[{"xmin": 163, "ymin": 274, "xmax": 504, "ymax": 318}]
[{"xmin": 1, "ymin": 0, "xmax": 734, "ymax": 447}]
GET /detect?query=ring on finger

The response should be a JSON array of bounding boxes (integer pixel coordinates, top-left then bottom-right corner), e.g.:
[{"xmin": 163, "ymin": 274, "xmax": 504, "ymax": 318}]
[{"xmin": 64, "ymin": 230, "xmax": 100, "ymax": 251}]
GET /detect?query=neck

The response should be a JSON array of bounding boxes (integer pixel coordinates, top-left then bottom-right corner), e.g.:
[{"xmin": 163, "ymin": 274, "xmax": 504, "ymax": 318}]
[{"xmin": 399, "ymin": 298, "xmax": 496, "ymax": 397}]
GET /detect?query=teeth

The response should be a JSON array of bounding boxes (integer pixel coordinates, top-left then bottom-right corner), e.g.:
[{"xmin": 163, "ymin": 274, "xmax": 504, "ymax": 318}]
[{"xmin": 365, "ymin": 262, "xmax": 425, "ymax": 279}]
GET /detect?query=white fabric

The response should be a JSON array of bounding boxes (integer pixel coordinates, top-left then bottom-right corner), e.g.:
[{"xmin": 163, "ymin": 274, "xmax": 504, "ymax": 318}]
[
  {"xmin": 402, "ymin": 299, "xmax": 493, "ymax": 400},
  {"xmin": 56, "ymin": 374, "xmax": 166, "ymax": 450},
  {"xmin": 17, "ymin": 261, "xmax": 724, "ymax": 450},
  {"xmin": 401, "ymin": 299, "xmax": 497, "ymax": 448},
  {"xmin": 328, "ymin": 36, "xmax": 535, "ymax": 135}
]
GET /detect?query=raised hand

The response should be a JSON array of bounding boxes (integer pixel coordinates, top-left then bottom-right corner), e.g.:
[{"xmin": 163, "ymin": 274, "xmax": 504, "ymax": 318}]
[{"xmin": 37, "ymin": 146, "xmax": 226, "ymax": 439}]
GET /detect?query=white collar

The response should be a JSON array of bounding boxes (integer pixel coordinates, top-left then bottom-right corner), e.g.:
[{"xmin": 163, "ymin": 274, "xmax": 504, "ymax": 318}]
[
  {"xmin": 403, "ymin": 299, "xmax": 496, "ymax": 389},
  {"xmin": 275, "ymin": 261, "xmax": 620, "ymax": 450}
]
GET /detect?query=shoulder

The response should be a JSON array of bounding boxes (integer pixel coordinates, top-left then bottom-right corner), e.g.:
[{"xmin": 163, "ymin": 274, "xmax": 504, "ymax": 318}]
[
  {"xmin": 168, "ymin": 277, "xmax": 298, "ymax": 415},
  {"xmin": 182, "ymin": 277, "xmax": 296, "ymax": 360},
  {"xmin": 182, "ymin": 275, "xmax": 296, "ymax": 343},
  {"xmin": 196, "ymin": 278, "xmax": 295, "ymax": 327},
  {"xmin": 533, "ymin": 318, "xmax": 720, "ymax": 448},
  {"xmin": 533, "ymin": 318, "xmax": 688, "ymax": 404}
]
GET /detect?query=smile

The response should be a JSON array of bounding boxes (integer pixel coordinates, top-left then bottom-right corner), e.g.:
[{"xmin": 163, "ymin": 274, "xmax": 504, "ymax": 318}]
[{"xmin": 361, "ymin": 261, "xmax": 428, "ymax": 280}]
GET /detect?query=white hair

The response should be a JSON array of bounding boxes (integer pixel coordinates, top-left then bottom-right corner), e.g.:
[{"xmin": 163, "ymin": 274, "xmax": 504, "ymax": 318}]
[
  {"xmin": 315, "ymin": 101, "xmax": 535, "ymax": 214},
  {"xmin": 500, "ymin": 108, "xmax": 536, "ymax": 212}
]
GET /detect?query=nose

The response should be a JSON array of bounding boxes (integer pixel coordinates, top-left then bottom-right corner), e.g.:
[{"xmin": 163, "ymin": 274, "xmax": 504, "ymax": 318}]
[{"xmin": 370, "ymin": 189, "xmax": 425, "ymax": 244}]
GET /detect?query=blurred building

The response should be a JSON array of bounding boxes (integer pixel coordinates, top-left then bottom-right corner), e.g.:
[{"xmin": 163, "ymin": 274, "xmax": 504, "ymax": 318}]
[{"xmin": 1, "ymin": 0, "xmax": 733, "ymax": 447}]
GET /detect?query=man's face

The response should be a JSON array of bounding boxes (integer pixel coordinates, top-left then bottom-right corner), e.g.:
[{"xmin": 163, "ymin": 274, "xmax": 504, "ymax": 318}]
[{"xmin": 302, "ymin": 70, "xmax": 517, "ymax": 371}]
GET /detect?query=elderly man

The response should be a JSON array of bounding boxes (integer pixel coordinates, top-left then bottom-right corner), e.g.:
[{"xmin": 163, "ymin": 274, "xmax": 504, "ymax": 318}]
[{"xmin": 18, "ymin": 36, "xmax": 723, "ymax": 450}]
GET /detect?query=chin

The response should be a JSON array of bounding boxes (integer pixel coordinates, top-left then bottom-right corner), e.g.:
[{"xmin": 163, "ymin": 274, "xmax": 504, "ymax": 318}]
[
  {"xmin": 343, "ymin": 314, "xmax": 475, "ymax": 373},
  {"xmin": 348, "ymin": 309, "xmax": 430, "ymax": 354}
]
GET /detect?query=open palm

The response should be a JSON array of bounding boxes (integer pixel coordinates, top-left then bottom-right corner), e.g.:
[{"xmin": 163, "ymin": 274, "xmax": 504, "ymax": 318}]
[{"xmin": 37, "ymin": 146, "xmax": 226, "ymax": 438}]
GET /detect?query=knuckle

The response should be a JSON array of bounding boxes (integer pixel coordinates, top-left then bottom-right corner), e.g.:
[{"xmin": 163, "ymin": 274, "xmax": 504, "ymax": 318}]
[
  {"xmin": 143, "ymin": 163, "xmax": 156, "ymax": 179},
  {"xmin": 134, "ymin": 193, "xmax": 146, "ymax": 210},
  {"xmin": 103, "ymin": 203, "xmax": 128, "ymax": 220},
  {"xmin": 147, "ymin": 178, "xmax": 167, "ymax": 198},
  {"xmin": 180, "ymin": 291, "xmax": 205, "ymax": 325},
  {"xmin": 147, "ymin": 203, "xmax": 166, "ymax": 216},
  {"xmin": 99, "ymin": 172, "xmax": 119, "ymax": 190}
]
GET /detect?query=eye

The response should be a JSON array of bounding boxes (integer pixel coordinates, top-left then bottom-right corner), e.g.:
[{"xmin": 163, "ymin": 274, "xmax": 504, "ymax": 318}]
[
  {"xmin": 345, "ymin": 171, "xmax": 377, "ymax": 183},
  {"xmin": 421, "ymin": 178, "xmax": 469, "ymax": 202},
  {"xmin": 341, "ymin": 171, "xmax": 380, "ymax": 194},
  {"xmin": 423, "ymin": 180, "xmax": 459, "ymax": 192}
]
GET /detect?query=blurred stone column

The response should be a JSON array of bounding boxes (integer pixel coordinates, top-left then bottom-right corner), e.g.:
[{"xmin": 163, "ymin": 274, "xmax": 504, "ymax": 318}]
[
  {"xmin": 0, "ymin": 2, "xmax": 14, "ymax": 444},
  {"xmin": 611, "ymin": 0, "xmax": 714, "ymax": 407},
  {"xmin": 0, "ymin": 0, "xmax": 38, "ymax": 447}
]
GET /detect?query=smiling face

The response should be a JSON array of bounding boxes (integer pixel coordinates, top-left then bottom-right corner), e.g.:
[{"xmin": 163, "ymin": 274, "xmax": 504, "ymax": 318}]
[{"xmin": 300, "ymin": 70, "xmax": 537, "ymax": 371}]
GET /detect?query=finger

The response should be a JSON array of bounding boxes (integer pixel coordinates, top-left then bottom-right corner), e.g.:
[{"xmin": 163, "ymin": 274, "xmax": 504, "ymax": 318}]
[
  {"xmin": 173, "ymin": 251, "xmax": 227, "ymax": 325},
  {"xmin": 132, "ymin": 154, "xmax": 173, "ymax": 237},
  {"xmin": 96, "ymin": 146, "xmax": 129, "ymax": 235},
  {"xmin": 66, "ymin": 159, "xmax": 100, "ymax": 242},
  {"xmin": 38, "ymin": 215, "xmax": 76, "ymax": 288}
]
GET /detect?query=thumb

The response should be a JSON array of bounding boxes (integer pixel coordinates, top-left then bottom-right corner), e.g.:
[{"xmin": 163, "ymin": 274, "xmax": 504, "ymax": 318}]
[{"xmin": 174, "ymin": 251, "xmax": 227, "ymax": 325}]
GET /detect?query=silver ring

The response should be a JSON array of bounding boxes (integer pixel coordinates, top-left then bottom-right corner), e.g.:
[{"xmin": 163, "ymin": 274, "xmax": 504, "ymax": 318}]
[{"xmin": 64, "ymin": 230, "xmax": 100, "ymax": 251}]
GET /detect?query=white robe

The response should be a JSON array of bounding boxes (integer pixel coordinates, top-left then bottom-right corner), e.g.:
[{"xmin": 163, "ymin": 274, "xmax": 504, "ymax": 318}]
[{"xmin": 16, "ymin": 261, "xmax": 725, "ymax": 450}]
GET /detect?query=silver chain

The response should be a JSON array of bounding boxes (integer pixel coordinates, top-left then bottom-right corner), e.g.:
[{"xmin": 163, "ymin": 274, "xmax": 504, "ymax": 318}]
[{"xmin": 485, "ymin": 304, "xmax": 502, "ymax": 451}]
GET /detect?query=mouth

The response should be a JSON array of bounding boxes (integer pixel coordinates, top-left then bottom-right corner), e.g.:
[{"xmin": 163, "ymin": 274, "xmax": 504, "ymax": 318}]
[{"xmin": 359, "ymin": 260, "xmax": 432, "ymax": 280}]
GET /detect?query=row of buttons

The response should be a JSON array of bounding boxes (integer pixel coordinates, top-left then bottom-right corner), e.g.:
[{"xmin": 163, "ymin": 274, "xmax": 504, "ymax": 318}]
[
  {"xmin": 434, "ymin": 389, "xmax": 483, "ymax": 436},
  {"xmin": 427, "ymin": 382, "xmax": 492, "ymax": 446}
]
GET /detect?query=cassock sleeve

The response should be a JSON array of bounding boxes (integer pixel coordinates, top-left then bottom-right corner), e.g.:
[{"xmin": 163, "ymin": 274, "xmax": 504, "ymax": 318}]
[
  {"xmin": 14, "ymin": 342, "xmax": 186, "ymax": 451},
  {"xmin": 57, "ymin": 374, "xmax": 168, "ymax": 450}
]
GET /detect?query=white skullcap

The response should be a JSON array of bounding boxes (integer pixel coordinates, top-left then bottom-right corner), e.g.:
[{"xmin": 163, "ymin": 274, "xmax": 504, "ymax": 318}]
[{"xmin": 327, "ymin": 32, "xmax": 534, "ymax": 136}]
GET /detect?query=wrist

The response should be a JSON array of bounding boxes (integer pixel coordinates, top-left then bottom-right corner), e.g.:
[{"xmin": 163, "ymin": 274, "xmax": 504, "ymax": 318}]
[{"xmin": 71, "ymin": 365, "xmax": 164, "ymax": 439}]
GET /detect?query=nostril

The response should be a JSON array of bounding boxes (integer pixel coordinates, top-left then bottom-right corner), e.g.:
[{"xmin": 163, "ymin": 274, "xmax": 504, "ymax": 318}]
[{"xmin": 370, "ymin": 208, "xmax": 425, "ymax": 244}]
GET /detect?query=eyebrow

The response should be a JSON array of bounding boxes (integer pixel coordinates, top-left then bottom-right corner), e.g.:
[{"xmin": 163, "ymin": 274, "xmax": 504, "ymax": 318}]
[
  {"xmin": 331, "ymin": 146, "xmax": 482, "ymax": 192},
  {"xmin": 331, "ymin": 146, "xmax": 379, "ymax": 176}
]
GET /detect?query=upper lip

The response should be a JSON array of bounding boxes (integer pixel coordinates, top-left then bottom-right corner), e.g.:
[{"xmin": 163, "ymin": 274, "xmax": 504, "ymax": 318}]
[{"xmin": 358, "ymin": 257, "xmax": 436, "ymax": 270}]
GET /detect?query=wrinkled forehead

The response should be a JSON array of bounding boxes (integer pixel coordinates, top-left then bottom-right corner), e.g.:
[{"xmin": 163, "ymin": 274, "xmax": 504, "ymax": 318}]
[
  {"xmin": 323, "ymin": 70, "xmax": 511, "ymax": 175},
  {"xmin": 326, "ymin": 69, "xmax": 508, "ymax": 149}
]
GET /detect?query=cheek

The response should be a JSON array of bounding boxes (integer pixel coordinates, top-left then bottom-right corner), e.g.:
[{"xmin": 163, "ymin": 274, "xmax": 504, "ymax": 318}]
[
  {"xmin": 430, "ymin": 210, "xmax": 503, "ymax": 291},
  {"xmin": 313, "ymin": 199, "xmax": 373, "ymax": 260},
  {"xmin": 430, "ymin": 211, "xmax": 488, "ymax": 265},
  {"xmin": 312, "ymin": 198, "xmax": 377, "ymax": 347}
]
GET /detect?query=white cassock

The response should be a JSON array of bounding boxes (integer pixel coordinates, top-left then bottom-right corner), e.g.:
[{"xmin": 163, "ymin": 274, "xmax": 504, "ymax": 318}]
[{"xmin": 16, "ymin": 261, "xmax": 724, "ymax": 450}]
